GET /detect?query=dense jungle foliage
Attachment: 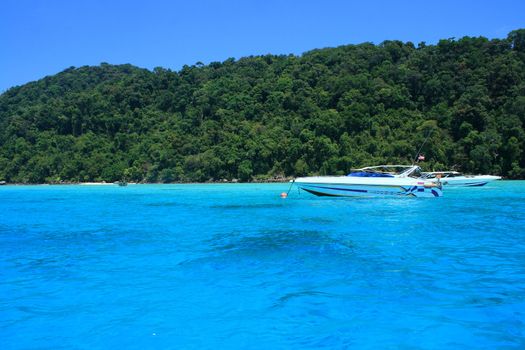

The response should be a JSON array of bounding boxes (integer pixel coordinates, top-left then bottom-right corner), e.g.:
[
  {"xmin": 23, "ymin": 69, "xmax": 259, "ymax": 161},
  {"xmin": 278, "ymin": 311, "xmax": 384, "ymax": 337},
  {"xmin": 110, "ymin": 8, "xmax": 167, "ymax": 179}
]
[{"xmin": 1, "ymin": 30, "xmax": 525, "ymax": 183}]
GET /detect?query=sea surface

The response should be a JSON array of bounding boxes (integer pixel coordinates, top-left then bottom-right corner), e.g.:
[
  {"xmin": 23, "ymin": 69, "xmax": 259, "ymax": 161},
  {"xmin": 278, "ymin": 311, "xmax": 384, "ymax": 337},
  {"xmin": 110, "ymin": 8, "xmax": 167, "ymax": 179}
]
[{"xmin": 1, "ymin": 182, "xmax": 524, "ymax": 349}]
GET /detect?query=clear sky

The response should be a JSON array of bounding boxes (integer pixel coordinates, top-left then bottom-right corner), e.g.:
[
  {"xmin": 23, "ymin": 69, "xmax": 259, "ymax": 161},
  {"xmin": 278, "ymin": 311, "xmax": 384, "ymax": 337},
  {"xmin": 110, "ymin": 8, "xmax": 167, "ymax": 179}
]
[{"xmin": 2, "ymin": 0, "xmax": 524, "ymax": 92}]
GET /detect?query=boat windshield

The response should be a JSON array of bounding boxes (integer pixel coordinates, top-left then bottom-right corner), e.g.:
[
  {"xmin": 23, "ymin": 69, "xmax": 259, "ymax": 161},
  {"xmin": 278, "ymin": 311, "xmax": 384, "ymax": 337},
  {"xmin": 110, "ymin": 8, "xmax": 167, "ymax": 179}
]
[{"xmin": 408, "ymin": 167, "xmax": 422, "ymax": 178}]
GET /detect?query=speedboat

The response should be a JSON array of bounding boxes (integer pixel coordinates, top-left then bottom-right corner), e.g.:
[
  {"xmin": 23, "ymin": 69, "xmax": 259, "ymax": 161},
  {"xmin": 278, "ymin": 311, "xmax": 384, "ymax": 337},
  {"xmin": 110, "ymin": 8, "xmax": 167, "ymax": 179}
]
[
  {"xmin": 421, "ymin": 171, "xmax": 501, "ymax": 187},
  {"xmin": 294, "ymin": 165, "xmax": 442, "ymax": 198}
]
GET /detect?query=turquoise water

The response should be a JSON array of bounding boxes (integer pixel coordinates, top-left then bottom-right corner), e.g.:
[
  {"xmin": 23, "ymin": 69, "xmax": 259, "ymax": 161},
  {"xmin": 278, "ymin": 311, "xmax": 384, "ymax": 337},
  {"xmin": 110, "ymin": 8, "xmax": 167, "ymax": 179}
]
[{"xmin": 1, "ymin": 182, "xmax": 524, "ymax": 349}]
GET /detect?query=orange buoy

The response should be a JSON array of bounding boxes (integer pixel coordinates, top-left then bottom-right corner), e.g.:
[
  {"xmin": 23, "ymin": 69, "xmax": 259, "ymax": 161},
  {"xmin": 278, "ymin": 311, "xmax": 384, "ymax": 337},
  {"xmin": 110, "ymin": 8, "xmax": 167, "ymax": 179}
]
[{"xmin": 280, "ymin": 192, "xmax": 288, "ymax": 198}]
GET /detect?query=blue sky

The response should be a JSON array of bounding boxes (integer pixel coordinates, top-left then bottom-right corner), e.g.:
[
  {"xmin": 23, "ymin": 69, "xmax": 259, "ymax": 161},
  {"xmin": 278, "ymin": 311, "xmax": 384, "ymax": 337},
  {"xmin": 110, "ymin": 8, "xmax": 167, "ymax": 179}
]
[{"xmin": 1, "ymin": 0, "xmax": 524, "ymax": 92}]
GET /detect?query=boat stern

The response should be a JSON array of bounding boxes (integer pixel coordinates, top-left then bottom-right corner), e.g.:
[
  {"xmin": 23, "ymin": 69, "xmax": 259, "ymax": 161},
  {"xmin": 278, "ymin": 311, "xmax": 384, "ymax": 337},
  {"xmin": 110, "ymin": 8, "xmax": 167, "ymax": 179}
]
[{"xmin": 412, "ymin": 181, "xmax": 443, "ymax": 197}]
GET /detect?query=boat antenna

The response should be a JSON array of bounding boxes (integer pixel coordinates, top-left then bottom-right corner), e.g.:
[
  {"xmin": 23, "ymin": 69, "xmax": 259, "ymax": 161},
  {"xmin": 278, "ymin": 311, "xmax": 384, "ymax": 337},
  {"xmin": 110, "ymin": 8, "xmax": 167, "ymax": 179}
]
[{"xmin": 413, "ymin": 129, "xmax": 433, "ymax": 165}]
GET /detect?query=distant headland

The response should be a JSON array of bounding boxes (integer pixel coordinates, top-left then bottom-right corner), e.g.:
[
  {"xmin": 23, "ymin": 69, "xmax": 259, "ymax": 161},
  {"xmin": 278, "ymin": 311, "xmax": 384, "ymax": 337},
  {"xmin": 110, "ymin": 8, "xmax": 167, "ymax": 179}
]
[{"xmin": 1, "ymin": 29, "xmax": 524, "ymax": 184}]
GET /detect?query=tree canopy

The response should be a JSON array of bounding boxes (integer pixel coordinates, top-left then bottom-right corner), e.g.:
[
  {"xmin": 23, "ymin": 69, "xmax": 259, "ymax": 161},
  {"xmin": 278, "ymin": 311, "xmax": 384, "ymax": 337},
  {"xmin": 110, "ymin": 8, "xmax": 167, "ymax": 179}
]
[{"xmin": 1, "ymin": 30, "xmax": 524, "ymax": 183}]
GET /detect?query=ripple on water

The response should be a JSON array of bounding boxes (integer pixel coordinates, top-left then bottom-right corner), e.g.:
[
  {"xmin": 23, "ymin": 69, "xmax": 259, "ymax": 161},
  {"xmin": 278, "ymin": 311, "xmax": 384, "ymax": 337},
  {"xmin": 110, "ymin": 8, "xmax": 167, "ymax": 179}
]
[
  {"xmin": 1, "ymin": 182, "xmax": 525, "ymax": 349},
  {"xmin": 209, "ymin": 203, "xmax": 280, "ymax": 210}
]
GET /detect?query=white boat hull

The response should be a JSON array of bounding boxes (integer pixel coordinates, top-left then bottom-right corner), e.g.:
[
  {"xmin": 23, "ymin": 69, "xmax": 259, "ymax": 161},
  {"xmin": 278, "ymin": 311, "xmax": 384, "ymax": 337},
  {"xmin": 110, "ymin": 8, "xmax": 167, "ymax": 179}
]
[
  {"xmin": 295, "ymin": 177, "xmax": 442, "ymax": 198},
  {"xmin": 441, "ymin": 175, "xmax": 501, "ymax": 187}
]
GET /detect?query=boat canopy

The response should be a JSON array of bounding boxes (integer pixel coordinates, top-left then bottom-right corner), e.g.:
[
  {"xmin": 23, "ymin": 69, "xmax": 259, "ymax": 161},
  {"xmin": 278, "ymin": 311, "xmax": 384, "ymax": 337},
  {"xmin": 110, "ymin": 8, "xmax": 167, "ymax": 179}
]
[{"xmin": 347, "ymin": 165, "xmax": 421, "ymax": 178}]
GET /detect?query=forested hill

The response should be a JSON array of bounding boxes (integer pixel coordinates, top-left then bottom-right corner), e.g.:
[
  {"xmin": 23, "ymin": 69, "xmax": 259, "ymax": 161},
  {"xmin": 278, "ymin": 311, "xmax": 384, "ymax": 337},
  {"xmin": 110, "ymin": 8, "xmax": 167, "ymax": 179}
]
[{"xmin": 1, "ymin": 30, "xmax": 525, "ymax": 183}]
